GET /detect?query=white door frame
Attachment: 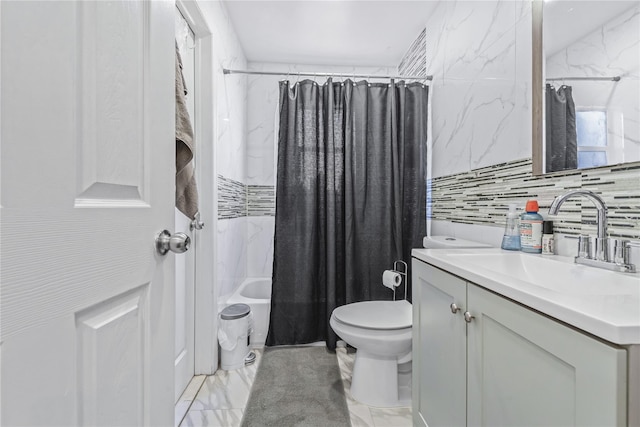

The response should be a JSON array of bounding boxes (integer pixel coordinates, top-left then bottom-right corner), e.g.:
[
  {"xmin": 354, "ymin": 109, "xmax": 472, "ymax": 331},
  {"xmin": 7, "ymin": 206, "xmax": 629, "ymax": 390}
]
[{"xmin": 175, "ymin": 0, "xmax": 218, "ymax": 375}]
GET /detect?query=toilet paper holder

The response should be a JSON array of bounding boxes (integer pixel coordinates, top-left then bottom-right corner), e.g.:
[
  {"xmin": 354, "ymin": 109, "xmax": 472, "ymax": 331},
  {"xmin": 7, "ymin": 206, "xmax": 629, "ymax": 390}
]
[{"xmin": 392, "ymin": 260, "xmax": 408, "ymax": 301}]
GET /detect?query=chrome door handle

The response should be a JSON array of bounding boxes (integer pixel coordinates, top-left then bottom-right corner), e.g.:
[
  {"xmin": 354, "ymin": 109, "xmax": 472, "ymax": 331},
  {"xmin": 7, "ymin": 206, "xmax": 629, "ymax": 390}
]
[
  {"xmin": 450, "ymin": 303, "xmax": 461, "ymax": 314},
  {"xmin": 156, "ymin": 230, "xmax": 191, "ymax": 255},
  {"xmin": 190, "ymin": 211, "xmax": 205, "ymax": 231},
  {"xmin": 464, "ymin": 311, "xmax": 475, "ymax": 323}
]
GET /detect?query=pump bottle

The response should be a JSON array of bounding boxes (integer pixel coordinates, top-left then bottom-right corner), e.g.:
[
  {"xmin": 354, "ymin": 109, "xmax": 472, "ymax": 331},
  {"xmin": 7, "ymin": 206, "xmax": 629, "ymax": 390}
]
[{"xmin": 501, "ymin": 204, "xmax": 521, "ymax": 251}]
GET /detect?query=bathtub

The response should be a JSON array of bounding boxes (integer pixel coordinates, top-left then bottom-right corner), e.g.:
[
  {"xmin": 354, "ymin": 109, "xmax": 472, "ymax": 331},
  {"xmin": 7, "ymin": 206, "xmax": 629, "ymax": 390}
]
[{"xmin": 223, "ymin": 278, "xmax": 272, "ymax": 347}]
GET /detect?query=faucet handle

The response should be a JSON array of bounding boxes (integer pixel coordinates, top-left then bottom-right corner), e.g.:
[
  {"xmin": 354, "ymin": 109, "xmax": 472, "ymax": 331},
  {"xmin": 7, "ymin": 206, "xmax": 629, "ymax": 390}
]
[
  {"xmin": 577, "ymin": 235, "xmax": 592, "ymax": 259},
  {"xmin": 594, "ymin": 237, "xmax": 610, "ymax": 262},
  {"xmin": 611, "ymin": 239, "xmax": 631, "ymax": 266}
]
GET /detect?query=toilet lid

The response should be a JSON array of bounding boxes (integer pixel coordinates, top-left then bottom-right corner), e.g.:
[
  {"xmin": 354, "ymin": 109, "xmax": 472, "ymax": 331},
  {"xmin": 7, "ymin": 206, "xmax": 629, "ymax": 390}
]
[{"xmin": 333, "ymin": 300, "xmax": 412, "ymax": 330}]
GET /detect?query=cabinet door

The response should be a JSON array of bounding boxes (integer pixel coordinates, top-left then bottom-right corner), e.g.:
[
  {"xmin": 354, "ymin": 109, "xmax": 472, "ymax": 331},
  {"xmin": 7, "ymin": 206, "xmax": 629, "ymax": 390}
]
[
  {"xmin": 467, "ymin": 285, "xmax": 627, "ymax": 427},
  {"xmin": 413, "ymin": 260, "xmax": 468, "ymax": 427}
]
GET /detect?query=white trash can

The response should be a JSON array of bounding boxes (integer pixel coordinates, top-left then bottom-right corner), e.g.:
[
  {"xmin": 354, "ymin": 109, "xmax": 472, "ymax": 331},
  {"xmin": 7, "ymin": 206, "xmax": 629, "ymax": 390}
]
[{"xmin": 219, "ymin": 303, "xmax": 251, "ymax": 370}]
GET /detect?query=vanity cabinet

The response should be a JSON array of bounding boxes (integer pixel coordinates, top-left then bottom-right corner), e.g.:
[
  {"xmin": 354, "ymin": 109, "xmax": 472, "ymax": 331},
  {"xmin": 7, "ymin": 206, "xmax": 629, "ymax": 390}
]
[{"xmin": 412, "ymin": 259, "xmax": 628, "ymax": 427}]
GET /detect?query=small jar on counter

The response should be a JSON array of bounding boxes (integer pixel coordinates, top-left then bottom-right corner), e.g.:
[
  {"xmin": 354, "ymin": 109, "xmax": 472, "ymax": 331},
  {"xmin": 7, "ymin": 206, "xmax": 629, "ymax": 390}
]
[{"xmin": 542, "ymin": 220, "xmax": 554, "ymax": 255}]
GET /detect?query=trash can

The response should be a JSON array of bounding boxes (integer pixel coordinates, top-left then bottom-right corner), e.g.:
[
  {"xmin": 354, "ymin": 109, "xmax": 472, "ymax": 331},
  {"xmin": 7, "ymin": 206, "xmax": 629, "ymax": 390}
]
[{"xmin": 219, "ymin": 303, "xmax": 252, "ymax": 370}]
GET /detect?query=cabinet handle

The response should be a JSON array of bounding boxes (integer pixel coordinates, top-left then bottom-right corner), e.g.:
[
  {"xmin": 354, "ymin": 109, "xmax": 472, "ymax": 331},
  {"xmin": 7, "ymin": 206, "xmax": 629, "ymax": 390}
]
[
  {"xmin": 464, "ymin": 311, "xmax": 475, "ymax": 323},
  {"xmin": 450, "ymin": 303, "xmax": 461, "ymax": 314}
]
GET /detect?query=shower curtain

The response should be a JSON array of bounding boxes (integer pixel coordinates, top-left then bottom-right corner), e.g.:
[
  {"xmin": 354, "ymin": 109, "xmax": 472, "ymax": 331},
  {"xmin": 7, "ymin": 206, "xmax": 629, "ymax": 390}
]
[
  {"xmin": 266, "ymin": 79, "xmax": 428, "ymax": 349},
  {"xmin": 546, "ymin": 84, "xmax": 577, "ymax": 173}
]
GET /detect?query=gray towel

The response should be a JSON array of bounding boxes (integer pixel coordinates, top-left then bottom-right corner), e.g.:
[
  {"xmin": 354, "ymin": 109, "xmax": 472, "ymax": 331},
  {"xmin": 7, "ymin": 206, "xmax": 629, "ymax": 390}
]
[{"xmin": 175, "ymin": 42, "xmax": 199, "ymax": 220}]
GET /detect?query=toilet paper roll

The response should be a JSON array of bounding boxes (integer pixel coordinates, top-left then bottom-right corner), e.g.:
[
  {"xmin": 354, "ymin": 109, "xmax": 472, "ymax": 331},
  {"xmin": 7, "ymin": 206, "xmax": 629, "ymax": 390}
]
[{"xmin": 382, "ymin": 270, "xmax": 402, "ymax": 290}]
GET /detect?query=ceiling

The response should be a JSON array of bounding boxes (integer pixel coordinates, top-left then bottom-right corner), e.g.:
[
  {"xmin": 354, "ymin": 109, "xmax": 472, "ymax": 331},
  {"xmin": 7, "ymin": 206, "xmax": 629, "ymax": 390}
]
[
  {"xmin": 222, "ymin": 1, "xmax": 438, "ymax": 67},
  {"xmin": 223, "ymin": 0, "xmax": 638, "ymax": 68}
]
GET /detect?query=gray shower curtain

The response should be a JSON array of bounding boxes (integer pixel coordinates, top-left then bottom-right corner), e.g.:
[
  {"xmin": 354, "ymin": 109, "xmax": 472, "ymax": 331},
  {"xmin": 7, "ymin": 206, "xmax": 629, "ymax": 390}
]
[
  {"xmin": 266, "ymin": 79, "xmax": 428, "ymax": 349},
  {"xmin": 546, "ymin": 84, "xmax": 577, "ymax": 172}
]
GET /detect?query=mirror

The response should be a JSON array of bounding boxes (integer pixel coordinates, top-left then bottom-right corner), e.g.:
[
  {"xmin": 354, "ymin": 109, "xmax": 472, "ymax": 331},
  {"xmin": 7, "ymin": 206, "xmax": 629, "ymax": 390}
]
[{"xmin": 532, "ymin": 0, "xmax": 640, "ymax": 175}]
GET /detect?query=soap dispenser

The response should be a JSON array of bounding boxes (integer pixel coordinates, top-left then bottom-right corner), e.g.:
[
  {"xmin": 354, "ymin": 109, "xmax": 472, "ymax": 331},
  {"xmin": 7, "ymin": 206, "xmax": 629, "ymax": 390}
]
[{"xmin": 501, "ymin": 204, "xmax": 521, "ymax": 251}]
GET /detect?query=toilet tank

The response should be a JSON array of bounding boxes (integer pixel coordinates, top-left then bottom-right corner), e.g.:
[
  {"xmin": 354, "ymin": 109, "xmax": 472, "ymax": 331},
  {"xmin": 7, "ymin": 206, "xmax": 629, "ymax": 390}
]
[{"xmin": 423, "ymin": 236, "xmax": 492, "ymax": 249}]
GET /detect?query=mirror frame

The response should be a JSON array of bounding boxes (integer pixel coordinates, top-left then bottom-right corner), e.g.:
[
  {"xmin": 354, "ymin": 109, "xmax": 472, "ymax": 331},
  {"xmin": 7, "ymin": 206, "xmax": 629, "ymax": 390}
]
[{"xmin": 532, "ymin": 0, "xmax": 544, "ymax": 176}]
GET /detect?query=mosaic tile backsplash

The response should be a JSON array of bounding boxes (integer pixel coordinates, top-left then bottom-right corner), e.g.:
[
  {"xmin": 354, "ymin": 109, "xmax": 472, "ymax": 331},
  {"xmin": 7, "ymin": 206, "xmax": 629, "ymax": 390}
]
[
  {"xmin": 222, "ymin": 160, "xmax": 639, "ymax": 239},
  {"xmin": 218, "ymin": 175, "xmax": 246, "ymax": 219},
  {"xmin": 218, "ymin": 175, "xmax": 275, "ymax": 219},
  {"xmin": 247, "ymin": 185, "xmax": 275, "ymax": 217},
  {"xmin": 430, "ymin": 159, "xmax": 640, "ymax": 240},
  {"xmin": 398, "ymin": 28, "xmax": 426, "ymax": 79}
]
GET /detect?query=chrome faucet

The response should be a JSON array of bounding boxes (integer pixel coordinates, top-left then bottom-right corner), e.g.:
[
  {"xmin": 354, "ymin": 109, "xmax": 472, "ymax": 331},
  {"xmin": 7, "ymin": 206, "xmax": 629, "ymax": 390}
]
[{"xmin": 548, "ymin": 189, "xmax": 635, "ymax": 273}]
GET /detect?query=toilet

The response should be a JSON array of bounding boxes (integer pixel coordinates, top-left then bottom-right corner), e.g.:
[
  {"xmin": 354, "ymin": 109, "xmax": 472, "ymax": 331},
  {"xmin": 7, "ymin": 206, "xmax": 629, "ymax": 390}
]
[
  {"xmin": 330, "ymin": 299, "xmax": 412, "ymax": 407},
  {"xmin": 331, "ymin": 236, "xmax": 491, "ymax": 408}
]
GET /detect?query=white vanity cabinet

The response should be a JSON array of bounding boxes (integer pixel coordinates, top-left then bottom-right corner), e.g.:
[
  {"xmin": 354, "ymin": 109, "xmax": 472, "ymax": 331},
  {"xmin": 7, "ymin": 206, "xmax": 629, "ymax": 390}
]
[{"xmin": 412, "ymin": 258, "xmax": 628, "ymax": 427}]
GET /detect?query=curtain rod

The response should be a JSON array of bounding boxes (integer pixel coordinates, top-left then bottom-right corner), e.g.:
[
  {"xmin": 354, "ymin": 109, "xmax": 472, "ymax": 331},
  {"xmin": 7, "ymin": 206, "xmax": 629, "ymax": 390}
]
[
  {"xmin": 223, "ymin": 68, "xmax": 433, "ymax": 81},
  {"xmin": 546, "ymin": 76, "xmax": 621, "ymax": 82}
]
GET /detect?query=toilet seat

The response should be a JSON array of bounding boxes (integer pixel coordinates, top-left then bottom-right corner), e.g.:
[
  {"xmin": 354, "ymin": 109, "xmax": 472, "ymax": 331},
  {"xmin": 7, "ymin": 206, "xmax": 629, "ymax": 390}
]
[{"xmin": 332, "ymin": 300, "xmax": 411, "ymax": 330}]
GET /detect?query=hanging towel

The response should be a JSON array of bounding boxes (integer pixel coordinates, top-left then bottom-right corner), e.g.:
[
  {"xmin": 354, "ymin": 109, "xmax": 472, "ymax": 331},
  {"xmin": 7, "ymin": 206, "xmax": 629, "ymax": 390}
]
[{"xmin": 175, "ymin": 41, "xmax": 199, "ymax": 219}]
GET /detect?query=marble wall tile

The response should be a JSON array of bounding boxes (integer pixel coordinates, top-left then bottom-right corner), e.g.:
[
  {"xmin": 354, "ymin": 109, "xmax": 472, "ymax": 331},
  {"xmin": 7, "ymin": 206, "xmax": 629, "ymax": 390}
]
[
  {"xmin": 442, "ymin": 1, "xmax": 517, "ymax": 81},
  {"xmin": 411, "ymin": 0, "xmax": 533, "ymax": 179},
  {"xmin": 217, "ymin": 217, "xmax": 248, "ymax": 300},
  {"xmin": 200, "ymin": 0, "xmax": 249, "ymax": 301},
  {"xmin": 247, "ymin": 216, "xmax": 275, "ymax": 278},
  {"xmin": 430, "ymin": 79, "xmax": 530, "ymax": 177},
  {"xmin": 199, "ymin": 0, "xmax": 248, "ymax": 184},
  {"xmin": 399, "ymin": 0, "xmax": 638, "ymax": 244},
  {"xmin": 216, "ymin": 68, "xmax": 247, "ymax": 183}
]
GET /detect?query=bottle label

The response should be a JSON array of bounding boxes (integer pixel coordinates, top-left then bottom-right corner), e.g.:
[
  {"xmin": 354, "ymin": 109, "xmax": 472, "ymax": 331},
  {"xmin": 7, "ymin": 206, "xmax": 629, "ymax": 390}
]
[
  {"xmin": 542, "ymin": 235, "xmax": 554, "ymax": 255},
  {"xmin": 520, "ymin": 220, "xmax": 543, "ymax": 250}
]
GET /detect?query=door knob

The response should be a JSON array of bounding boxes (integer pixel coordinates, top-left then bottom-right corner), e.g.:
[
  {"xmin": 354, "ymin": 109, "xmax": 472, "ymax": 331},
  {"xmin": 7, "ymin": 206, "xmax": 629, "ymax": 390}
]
[
  {"xmin": 156, "ymin": 230, "xmax": 191, "ymax": 255},
  {"xmin": 450, "ymin": 303, "xmax": 461, "ymax": 314}
]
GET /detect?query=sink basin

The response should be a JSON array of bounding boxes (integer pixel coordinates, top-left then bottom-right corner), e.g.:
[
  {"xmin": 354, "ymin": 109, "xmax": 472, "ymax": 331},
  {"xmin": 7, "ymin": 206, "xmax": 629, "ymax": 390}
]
[
  {"xmin": 443, "ymin": 252, "xmax": 637, "ymax": 296},
  {"xmin": 412, "ymin": 247, "xmax": 640, "ymax": 344}
]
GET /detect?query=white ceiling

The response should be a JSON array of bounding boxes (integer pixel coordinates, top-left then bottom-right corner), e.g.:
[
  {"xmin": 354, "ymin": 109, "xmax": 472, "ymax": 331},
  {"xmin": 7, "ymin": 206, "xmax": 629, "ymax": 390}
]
[{"xmin": 222, "ymin": 0, "xmax": 438, "ymax": 67}]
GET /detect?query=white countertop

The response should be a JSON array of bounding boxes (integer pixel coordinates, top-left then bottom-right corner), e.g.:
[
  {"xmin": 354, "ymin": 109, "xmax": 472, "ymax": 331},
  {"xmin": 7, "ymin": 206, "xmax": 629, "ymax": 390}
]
[{"xmin": 412, "ymin": 248, "xmax": 640, "ymax": 345}]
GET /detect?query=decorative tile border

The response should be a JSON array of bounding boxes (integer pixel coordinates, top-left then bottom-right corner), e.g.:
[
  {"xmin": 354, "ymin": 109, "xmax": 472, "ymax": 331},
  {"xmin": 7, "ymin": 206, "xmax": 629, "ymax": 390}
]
[
  {"xmin": 218, "ymin": 175, "xmax": 275, "ymax": 219},
  {"xmin": 247, "ymin": 185, "xmax": 275, "ymax": 217},
  {"xmin": 398, "ymin": 28, "xmax": 426, "ymax": 79},
  {"xmin": 218, "ymin": 175, "xmax": 246, "ymax": 219},
  {"xmin": 430, "ymin": 159, "xmax": 640, "ymax": 239}
]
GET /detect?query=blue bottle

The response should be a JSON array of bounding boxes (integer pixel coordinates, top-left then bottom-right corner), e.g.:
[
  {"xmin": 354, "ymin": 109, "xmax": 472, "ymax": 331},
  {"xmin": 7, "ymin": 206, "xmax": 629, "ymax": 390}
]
[
  {"xmin": 519, "ymin": 200, "xmax": 544, "ymax": 254},
  {"xmin": 501, "ymin": 204, "xmax": 521, "ymax": 251}
]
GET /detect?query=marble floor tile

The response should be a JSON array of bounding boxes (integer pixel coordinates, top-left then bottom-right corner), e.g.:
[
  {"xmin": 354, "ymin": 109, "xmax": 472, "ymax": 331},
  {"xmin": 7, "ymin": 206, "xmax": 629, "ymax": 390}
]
[
  {"xmin": 175, "ymin": 375, "xmax": 207, "ymax": 426},
  {"xmin": 348, "ymin": 401, "xmax": 376, "ymax": 427},
  {"xmin": 178, "ymin": 346, "xmax": 412, "ymax": 427},
  {"xmin": 369, "ymin": 406, "xmax": 413, "ymax": 427},
  {"xmin": 181, "ymin": 409, "xmax": 244, "ymax": 427},
  {"xmin": 190, "ymin": 350, "xmax": 262, "ymax": 411}
]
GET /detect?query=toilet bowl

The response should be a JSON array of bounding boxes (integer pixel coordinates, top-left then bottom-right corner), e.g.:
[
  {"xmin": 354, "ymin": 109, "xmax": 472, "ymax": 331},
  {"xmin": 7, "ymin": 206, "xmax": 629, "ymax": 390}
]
[{"xmin": 330, "ymin": 300, "xmax": 412, "ymax": 407}]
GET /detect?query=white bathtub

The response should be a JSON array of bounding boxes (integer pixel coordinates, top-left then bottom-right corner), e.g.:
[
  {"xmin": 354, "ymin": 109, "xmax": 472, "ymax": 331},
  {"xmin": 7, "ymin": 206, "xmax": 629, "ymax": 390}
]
[{"xmin": 223, "ymin": 278, "xmax": 272, "ymax": 347}]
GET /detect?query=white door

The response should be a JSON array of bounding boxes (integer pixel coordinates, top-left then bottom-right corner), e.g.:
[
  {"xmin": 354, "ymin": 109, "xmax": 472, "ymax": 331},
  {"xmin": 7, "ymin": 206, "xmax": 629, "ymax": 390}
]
[
  {"xmin": 174, "ymin": 8, "xmax": 196, "ymax": 401},
  {"xmin": 1, "ymin": 1, "xmax": 176, "ymax": 426}
]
